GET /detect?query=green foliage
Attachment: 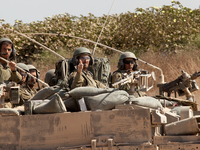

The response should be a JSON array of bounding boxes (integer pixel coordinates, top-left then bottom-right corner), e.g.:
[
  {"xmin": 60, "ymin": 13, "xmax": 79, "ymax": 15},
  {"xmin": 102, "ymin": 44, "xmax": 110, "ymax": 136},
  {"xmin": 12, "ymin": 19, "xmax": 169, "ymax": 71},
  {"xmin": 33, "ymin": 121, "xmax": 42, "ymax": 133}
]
[{"xmin": 0, "ymin": 1, "xmax": 200, "ymax": 62}]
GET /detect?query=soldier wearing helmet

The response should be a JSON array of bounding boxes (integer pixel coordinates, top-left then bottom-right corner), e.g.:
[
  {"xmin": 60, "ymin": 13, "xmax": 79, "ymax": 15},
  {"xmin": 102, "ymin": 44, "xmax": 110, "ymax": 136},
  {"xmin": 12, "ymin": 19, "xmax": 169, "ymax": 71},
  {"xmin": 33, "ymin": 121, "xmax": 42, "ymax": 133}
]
[
  {"xmin": 17, "ymin": 63, "xmax": 29, "ymax": 83},
  {"xmin": 21, "ymin": 64, "xmax": 40, "ymax": 97},
  {"xmin": 16, "ymin": 63, "xmax": 34, "ymax": 105},
  {"xmin": 111, "ymin": 51, "xmax": 146, "ymax": 97},
  {"xmin": 68, "ymin": 47, "xmax": 105, "ymax": 89},
  {"xmin": 0, "ymin": 38, "xmax": 22, "ymax": 83},
  {"xmin": 44, "ymin": 69, "xmax": 58, "ymax": 86}
]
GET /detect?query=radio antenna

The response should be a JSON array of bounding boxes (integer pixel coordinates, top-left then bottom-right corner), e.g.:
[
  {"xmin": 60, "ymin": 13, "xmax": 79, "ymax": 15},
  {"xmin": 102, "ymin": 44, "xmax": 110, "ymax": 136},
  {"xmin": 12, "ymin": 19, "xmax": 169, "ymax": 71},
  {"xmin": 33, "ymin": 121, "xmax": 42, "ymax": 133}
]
[{"xmin": 91, "ymin": 0, "xmax": 116, "ymax": 56}]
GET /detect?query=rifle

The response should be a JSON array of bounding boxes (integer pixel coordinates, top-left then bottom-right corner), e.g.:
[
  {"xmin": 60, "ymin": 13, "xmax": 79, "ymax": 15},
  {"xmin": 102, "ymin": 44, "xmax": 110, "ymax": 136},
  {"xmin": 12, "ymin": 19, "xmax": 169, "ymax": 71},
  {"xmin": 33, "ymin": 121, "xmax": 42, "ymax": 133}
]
[
  {"xmin": 158, "ymin": 70, "xmax": 200, "ymax": 102},
  {"xmin": 112, "ymin": 70, "xmax": 155, "ymax": 94},
  {"xmin": 0, "ymin": 82, "xmax": 20, "ymax": 108}
]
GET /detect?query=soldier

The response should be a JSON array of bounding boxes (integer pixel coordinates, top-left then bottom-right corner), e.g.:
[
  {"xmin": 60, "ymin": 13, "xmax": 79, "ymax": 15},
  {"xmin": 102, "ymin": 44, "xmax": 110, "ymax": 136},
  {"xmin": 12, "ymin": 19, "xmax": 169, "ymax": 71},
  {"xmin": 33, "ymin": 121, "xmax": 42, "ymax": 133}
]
[
  {"xmin": 0, "ymin": 38, "xmax": 22, "ymax": 83},
  {"xmin": 24, "ymin": 64, "xmax": 40, "ymax": 96},
  {"xmin": 44, "ymin": 69, "xmax": 58, "ymax": 86},
  {"xmin": 111, "ymin": 51, "xmax": 146, "ymax": 97},
  {"xmin": 16, "ymin": 63, "xmax": 33, "ymax": 105},
  {"xmin": 68, "ymin": 47, "xmax": 105, "ymax": 89}
]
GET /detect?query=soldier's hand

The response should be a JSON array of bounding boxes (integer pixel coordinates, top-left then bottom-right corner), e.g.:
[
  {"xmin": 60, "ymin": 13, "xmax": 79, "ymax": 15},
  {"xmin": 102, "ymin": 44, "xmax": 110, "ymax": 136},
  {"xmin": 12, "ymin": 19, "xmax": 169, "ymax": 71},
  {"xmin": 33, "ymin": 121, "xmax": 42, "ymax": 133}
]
[
  {"xmin": 9, "ymin": 61, "xmax": 16, "ymax": 72},
  {"xmin": 77, "ymin": 59, "xmax": 83, "ymax": 74}
]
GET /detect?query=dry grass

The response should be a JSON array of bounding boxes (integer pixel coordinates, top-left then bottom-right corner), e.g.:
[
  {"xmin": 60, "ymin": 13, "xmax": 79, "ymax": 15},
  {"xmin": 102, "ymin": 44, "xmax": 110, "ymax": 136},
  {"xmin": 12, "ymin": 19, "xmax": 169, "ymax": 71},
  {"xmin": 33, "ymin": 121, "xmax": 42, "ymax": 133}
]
[{"xmin": 138, "ymin": 49, "xmax": 200, "ymax": 106}]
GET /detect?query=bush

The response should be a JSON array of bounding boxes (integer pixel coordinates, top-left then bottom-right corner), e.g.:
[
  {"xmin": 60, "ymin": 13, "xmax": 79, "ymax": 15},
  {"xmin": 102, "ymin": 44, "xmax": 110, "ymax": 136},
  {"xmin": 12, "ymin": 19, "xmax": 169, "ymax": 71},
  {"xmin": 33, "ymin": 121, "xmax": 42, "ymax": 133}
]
[{"xmin": 0, "ymin": 1, "xmax": 200, "ymax": 62}]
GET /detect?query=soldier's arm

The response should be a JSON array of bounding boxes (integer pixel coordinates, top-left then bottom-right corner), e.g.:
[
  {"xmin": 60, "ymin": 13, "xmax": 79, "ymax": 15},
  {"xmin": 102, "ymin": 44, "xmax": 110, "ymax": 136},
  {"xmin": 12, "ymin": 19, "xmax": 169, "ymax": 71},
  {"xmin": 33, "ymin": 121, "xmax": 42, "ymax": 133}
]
[
  {"xmin": 0, "ymin": 64, "xmax": 22, "ymax": 83},
  {"xmin": 69, "ymin": 72, "xmax": 85, "ymax": 89},
  {"xmin": 111, "ymin": 72, "xmax": 130, "ymax": 91},
  {"xmin": 10, "ymin": 69, "xmax": 22, "ymax": 83},
  {"xmin": 9, "ymin": 61, "xmax": 22, "ymax": 83}
]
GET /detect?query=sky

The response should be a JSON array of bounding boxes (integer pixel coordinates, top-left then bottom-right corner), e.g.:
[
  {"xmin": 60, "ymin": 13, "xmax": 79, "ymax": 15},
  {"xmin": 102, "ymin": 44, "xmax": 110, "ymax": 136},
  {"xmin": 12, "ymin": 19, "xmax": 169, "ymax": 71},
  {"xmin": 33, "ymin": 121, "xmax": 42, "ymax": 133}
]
[{"xmin": 1, "ymin": 0, "xmax": 200, "ymax": 25}]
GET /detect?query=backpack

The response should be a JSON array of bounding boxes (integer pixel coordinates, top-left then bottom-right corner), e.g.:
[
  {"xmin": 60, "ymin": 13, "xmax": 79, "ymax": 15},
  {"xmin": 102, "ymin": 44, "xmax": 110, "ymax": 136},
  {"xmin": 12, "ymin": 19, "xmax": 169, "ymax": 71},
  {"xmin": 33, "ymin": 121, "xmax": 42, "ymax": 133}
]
[
  {"xmin": 54, "ymin": 58, "xmax": 75, "ymax": 81},
  {"xmin": 88, "ymin": 57, "xmax": 111, "ymax": 86},
  {"xmin": 55, "ymin": 57, "xmax": 111, "ymax": 86}
]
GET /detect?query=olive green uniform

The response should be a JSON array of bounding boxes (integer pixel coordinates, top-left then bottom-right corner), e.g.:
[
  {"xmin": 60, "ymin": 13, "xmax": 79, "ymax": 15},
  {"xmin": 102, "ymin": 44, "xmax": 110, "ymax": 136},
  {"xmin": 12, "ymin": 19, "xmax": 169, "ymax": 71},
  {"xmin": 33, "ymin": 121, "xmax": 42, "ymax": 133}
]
[
  {"xmin": 11, "ymin": 84, "xmax": 37, "ymax": 107},
  {"xmin": 69, "ymin": 70, "xmax": 105, "ymax": 89},
  {"xmin": 23, "ymin": 84, "xmax": 37, "ymax": 97},
  {"xmin": 111, "ymin": 69, "xmax": 146, "ymax": 98},
  {"xmin": 18, "ymin": 85, "xmax": 33, "ymax": 105},
  {"xmin": 0, "ymin": 63, "xmax": 22, "ymax": 83}
]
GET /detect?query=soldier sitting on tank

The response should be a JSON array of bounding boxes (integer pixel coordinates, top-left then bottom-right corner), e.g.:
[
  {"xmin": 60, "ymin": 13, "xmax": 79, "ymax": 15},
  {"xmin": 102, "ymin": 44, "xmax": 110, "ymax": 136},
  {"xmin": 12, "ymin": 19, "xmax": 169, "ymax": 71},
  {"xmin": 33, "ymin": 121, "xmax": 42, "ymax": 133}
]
[
  {"xmin": 44, "ymin": 69, "xmax": 58, "ymax": 86},
  {"xmin": 0, "ymin": 38, "xmax": 22, "ymax": 83},
  {"xmin": 14, "ymin": 63, "xmax": 34, "ymax": 106},
  {"xmin": 21, "ymin": 64, "xmax": 40, "ymax": 98},
  {"xmin": 111, "ymin": 51, "xmax": 147, "ymax": 98},
  {"xmin": 68, "ymin": 47, "xmax": 105, "ymax": 89}
]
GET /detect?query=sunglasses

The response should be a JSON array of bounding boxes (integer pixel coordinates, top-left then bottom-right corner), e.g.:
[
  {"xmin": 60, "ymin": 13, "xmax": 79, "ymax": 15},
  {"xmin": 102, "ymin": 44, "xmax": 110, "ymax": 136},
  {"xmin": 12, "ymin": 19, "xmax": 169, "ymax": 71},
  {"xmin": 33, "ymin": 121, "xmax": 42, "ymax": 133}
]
[
  {"xmin": 79, "ymin": 56, "xmax": 90, "ymax": 61},
  {"xmin": 123, "ymin": 60, "xmax": 135, "ymax": 64}
]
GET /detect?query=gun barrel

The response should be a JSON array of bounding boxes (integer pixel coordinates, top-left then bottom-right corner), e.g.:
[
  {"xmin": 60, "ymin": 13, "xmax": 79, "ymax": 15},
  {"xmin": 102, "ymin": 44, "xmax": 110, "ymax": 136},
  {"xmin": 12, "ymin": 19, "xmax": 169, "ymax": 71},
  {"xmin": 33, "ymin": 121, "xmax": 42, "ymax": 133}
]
[{"xmin": 191, "ymin": 71, "xmax": 200, "ymax": 80}]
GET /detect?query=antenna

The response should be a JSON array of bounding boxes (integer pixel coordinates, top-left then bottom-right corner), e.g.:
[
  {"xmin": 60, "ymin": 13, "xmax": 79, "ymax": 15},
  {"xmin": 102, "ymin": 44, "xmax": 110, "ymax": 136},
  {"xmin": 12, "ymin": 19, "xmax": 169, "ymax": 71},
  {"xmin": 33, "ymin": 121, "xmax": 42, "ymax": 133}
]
[{"xmin": 91, "ymin": 0, "xmax": 116, "ymax": 56}]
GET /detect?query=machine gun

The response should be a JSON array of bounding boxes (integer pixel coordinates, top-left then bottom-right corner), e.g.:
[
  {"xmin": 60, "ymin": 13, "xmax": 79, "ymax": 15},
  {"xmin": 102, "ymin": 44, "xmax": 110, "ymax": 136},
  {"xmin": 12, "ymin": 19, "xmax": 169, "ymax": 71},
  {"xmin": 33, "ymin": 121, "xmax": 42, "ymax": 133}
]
[
  {"xmin": 0, "ymin": 82, "xmax": 20, "ymax": 108},
  {"xmin": 112, "ymin": 70, "xmax": 155, "ymax": 95},
  {"xmin": 158, "ymin": 70, "xmax": 200, "ymax": 102}
]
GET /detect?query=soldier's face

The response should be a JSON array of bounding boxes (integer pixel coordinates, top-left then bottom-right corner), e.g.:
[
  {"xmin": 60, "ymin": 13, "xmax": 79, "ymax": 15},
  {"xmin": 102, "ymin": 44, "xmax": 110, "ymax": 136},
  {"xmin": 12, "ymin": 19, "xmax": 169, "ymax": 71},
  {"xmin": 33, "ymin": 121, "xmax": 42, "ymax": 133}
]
[
  {"xmin": 20, "ymin": 71, "xmax": 27, "ymax": 82},
  {"xmin": 124, "ymin": 58, "xmax": 134, "ymax": 70},
  {"xmin": 28, "ymin": 70, "xmax": 37, "ymax": 86},
  {"xmin": 79, "ymin": 54, "xmax": 90, "ymax": 69},
  {"xmin": 0, "ymin": 43, "xmax": 12, "ymax": 59}
]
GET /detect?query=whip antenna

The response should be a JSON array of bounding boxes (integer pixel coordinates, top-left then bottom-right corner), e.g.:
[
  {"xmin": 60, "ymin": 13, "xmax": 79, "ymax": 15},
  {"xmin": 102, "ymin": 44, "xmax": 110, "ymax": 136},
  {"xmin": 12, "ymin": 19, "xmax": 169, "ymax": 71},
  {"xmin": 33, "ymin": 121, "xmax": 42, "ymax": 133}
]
[{"xmin": 92, "ymin": 0, "xmax": 116, "ymax": 56}]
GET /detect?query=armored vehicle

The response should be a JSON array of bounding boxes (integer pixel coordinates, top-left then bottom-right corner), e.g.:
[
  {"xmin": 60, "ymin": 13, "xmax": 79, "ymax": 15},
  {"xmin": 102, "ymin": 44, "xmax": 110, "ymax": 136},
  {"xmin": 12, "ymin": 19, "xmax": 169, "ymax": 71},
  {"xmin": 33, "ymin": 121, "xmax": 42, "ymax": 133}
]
[
  {"xmin": 0, "ymin": 27, "xmax": 200, "ymax": 150},
  {"xmin": 0, "ymin": 60, "xmax": 200, "ymax": 150}
]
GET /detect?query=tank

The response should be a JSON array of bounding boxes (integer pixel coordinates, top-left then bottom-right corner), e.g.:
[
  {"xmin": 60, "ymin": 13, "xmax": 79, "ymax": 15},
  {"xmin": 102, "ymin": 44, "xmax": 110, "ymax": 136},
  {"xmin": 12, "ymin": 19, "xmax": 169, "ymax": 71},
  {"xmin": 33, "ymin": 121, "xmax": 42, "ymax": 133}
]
[{"xmin": 0, "ymin": 68, "xmax": 200, "ymax": 150}]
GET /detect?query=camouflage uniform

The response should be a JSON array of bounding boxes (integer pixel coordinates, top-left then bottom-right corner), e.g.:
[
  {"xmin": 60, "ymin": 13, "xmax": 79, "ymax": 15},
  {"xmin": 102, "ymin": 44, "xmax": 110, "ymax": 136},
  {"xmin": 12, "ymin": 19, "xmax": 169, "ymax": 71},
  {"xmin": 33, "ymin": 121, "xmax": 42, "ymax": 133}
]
[
  {"xmin": 0, "ymin": 38, "xmax": 22, "ymax": 83},
  {"xmin": 0, "ymin": 63, "xmax": 22, "ymax": 83},
  {"xmin": 19, "ymin": 85, "xmax": 34, "ymax": 102},
  {"xmin": 13, "ymin": 84, "xmax": 36, "ymax": 107},
  {"xmin": 69, "ymin": 70, "xmax": 105, "ymax": 89},
  {"xmin": 111, "ymin": 52, "xmax": 146, "ymax": 98},
  {"xmin": 69, "ymin": 47, "xmax": 105, "ymax": 89},
  {"xmin": 112, "ymin": 69, "xmax": 146, "ymax": 98},
  {"xmin": 24, "ymin": 84, "xmax": 37, "ymax": 96}
]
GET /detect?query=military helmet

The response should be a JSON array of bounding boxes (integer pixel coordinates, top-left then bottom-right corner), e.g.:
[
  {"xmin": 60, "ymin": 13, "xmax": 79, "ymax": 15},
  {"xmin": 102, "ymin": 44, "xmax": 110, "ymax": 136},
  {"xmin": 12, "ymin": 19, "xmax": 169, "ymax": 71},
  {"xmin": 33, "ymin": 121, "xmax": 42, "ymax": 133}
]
[
  {"xmin": 0, "ymin": 38, "xmax": 16, "ymax": 60},
  {"xmin": 118, "ymin": 51, "xmax": 138, "ymax": 70},
  {"xmin": 17, "ymin": 63, "xmax": 30, "ymax": 81},
  {"xmin": 17, "ymin": 63, "xmax": 29, "ymax": 72},
  {"xmin": 27, "ymin": 64, "xmax": 40, "ymax": 79},
  {"xmin": 119, "ymin": 52, "xmax": 137, "ymax": 60},
  {"xmin": 44, "ymin": 69, "xmax": 57, "ymax": 86},
  {"xmin": 72, "ymin": 47, "xmax": 93, "ymax": 66},
  {"xmin": 73, "ymin": 47, "xmax": 91, "ymax": 57}
]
